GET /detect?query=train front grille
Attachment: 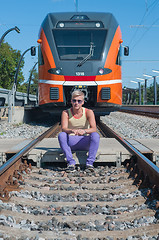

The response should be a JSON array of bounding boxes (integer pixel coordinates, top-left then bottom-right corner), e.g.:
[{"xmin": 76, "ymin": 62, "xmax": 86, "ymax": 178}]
[
  {"xmin": 101, "ymin": 87, "xmax": 111, "ymax": 100},
  {"xmin": 50, "ymin": 87, "xmax": 59, "ymax": 100},
  {"xmin": 63, "ymin": 86, "xmax": 97, "ymax": 107}
]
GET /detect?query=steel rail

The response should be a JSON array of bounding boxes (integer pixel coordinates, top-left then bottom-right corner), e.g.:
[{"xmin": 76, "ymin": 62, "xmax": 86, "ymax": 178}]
[
  {"xmin": 0, "ymin": 122, "xmax": 60, "ymax": 177},
  {"xmin": 98, "ymin": 120, "xmax": 159, "ymax": 188},
  {"xmin": 119, "ymin": 106, "xmax": 159, "ymax": 119}
]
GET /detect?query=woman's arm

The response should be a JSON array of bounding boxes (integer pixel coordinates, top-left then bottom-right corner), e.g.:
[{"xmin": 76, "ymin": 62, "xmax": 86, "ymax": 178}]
[
  {"xmin": 61, "ymin": 110, "xmax": 73, "ymax": 134},
  {"xmin": 61, "ymin": 109, "xmax": 97, "ymax": 135},
  {"xmin": 72, "ymin": 109, "xmax": 97, "ymax": 136},
  {"xmin": 84, "ymin": 109, "xmax": 97, "ymax": 134}
]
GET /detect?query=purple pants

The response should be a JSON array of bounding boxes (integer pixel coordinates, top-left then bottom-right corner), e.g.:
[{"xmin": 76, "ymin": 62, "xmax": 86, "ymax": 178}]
[{"xmin": 58, "ymin": 132, "xmax": 100, "ymax": 166}]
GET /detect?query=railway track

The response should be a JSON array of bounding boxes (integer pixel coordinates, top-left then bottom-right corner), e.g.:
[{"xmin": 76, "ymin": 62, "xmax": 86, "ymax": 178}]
[
  {"xmin": 119, "ymin": 106, "xmax": 159, "ymax": 119},
  {"xmin": 0, "ymin": 121, "xmax": 159, "ymax": 239}
]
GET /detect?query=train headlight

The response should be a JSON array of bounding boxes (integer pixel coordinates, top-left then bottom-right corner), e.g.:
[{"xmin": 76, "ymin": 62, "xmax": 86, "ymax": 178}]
[
  {"xmin": 59, "ymin": 23, "xmax": 64, "ymax": 28},
  {"xmin": 56, "ymin": 69, "xmax": 61, "ymax": 74},
  {"xmin": 96, "ymin": 22, "xmax": 101, "ymax": 28},
  {"xmin": 99, "ymin": 68, "xmax": 104, "ymax": 75}
]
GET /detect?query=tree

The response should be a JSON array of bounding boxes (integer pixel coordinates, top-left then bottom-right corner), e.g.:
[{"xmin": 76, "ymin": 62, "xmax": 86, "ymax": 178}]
[
  {"xmin": 0, "ymin": 41, "xmax": 24, "ymax": 89},
  {"xmin": 29, "ymin": 69, "xmax": 38, "ymax": 95},
  {"xmin": 18, "ymin": 68, "xmax": 38, "ymax": 94},
  {"xmin": 147, "ymin": 84, "xmax": 154, "ymax": 104},
  {"xmin": 132, "ymin": 83, "xmax": 159, "ymax": 105}
]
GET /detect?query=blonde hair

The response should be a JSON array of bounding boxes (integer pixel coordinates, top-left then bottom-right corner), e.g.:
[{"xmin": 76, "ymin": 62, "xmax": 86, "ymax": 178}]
[{"xmin": 71, "ymin": 90, "xmax": 84, "ymax": 99}]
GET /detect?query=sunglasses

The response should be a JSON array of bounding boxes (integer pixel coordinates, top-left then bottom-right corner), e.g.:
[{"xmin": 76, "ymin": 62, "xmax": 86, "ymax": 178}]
[{"xmin": 72, "ymin": 99, "xmax": 83, "ymax": 104}]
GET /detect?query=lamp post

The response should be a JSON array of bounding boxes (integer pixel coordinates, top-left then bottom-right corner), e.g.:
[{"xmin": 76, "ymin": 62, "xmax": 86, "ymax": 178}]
[
  {"xmin": 14, "ymin": 48, "xmax": 31, "ymax": 88},
  {"xmin": 143, "ymin": 74, "xmax": 153, "ymax": 105},
  {"xmin": 153, "ymin": 76, "xmax": 157, "ymax": 105},
  {"xmin": 13, "ymin": 46, "xmax": 36, "ymax": 108},
  {"xmin": 14, "ymin": 46, "xmax": 36, "ymax": 87},
  {"xmin": 136, "ymin": 78, "xmax": 145, "ymax": 105},
  {"xmin": 144, "ymin": 79, "xmax": 147, "ymax": 105},
  {"xmin": 0, "ymin": 26, "xmax": 20, "ymax": 46},
  {"xmin": 144, "ymin": 71, "xmax": 158, "ymax": 105},
  {"xmin": 131, "ymin": 80, "xmax": 143, "ymax": 105},
  {"xmin": 152, "ymin": 70, "xmax": 159, "ymax": 105},
  {"xmin": 8, "ymin": 46, "xmax": 36, "ymax": 122},
  {"xmin": 27, "ymin": 61, "xmax": 38, "ymax": 105}
]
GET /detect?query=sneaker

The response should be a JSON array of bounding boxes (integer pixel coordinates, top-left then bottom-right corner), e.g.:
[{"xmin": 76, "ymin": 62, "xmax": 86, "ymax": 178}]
[
  {"xmin": 66, "ymin": 164, "xmax": 76, "ymax": 173},
  {"xmin": 85, "ymin": 164, "xmax": 94, "ymax": 172}
]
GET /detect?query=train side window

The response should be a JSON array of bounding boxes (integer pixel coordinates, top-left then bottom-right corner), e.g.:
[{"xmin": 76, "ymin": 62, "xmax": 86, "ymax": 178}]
[
  {"xmin": 38, "ymin": 46, "xmax": 44, "ymax": 65},
  {"xmin": 116, "ymin": 46, "xmax": 121, "ymax": 66}
]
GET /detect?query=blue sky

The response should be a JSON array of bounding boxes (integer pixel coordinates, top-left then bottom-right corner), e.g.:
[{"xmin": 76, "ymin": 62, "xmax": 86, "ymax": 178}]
[{"xmin": 1, "ymin": 0, "xmax": 159, "ymax": 88}]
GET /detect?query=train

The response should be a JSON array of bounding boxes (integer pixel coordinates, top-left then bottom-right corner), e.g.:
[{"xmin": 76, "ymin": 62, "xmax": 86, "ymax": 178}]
[{"xmin": 37, "ymin": 12, "xmax": 129, "ymax": 115}]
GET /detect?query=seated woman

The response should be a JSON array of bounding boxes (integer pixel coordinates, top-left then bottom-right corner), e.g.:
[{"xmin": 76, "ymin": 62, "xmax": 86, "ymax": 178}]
[{"xmin": 58, "ymin": 90, "xmax": 100, "ymax": 172}]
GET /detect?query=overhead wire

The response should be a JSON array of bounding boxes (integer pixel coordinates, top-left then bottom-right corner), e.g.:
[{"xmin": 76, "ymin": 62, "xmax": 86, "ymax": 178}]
[
  {"xmin": 129, "ymin": 0, "xmax": 159, "ymax": 50},
  {"xmin": 131, "ymin": 15, "xmax": 159, "ymax": 51},
  {"xmin": 124, "ymin": 1, "xmax": 159, "ymax": 87}
]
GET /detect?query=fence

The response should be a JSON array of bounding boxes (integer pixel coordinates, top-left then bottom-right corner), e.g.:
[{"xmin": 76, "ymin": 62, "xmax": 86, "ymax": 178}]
[{"xmin": 0, "ymin": 87, "xmax": 37, "ymax": 122}]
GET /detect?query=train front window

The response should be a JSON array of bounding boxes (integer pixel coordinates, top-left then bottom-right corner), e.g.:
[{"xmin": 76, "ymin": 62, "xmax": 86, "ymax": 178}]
[{"xmin": 53, "ymin": 29, "xmax": 107, "ymax": 60}]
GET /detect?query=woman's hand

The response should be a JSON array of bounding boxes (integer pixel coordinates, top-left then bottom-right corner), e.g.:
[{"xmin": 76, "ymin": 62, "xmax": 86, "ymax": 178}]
[{"xmin": 72, "ymin": 129, "xmax": 86, "ymax": 136}]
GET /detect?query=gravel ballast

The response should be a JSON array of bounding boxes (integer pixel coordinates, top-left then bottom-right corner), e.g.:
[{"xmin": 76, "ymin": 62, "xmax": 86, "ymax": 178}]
[
  {"xmin": 101, "ymin": 112, "xmax": 159, "ymax": 139},
  {"xmin": 0, "ymin": 112, "xmax": 158, "ymax": 139},
  {"xmin": 0, "ymin": 122, "xmax": 49, "ymax": 139}
]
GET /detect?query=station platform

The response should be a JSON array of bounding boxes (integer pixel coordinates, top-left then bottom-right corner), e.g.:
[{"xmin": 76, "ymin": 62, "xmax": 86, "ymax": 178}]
[{"xmin": 0, "ymin": 138, "xmax": 158, "ymax": 167}]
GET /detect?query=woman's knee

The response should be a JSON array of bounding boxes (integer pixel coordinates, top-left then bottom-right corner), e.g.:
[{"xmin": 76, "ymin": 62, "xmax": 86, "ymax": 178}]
[
  {"xmin": 90, "ymin": 132, "xmax": 100, "ymax": 143},
  {"xmin": 58, "ymin": 132, "xmax": 67, "ymax": 142}
]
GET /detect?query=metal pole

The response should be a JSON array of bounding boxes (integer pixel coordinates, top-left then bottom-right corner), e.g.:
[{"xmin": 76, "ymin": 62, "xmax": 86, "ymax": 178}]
[
  {"xmin": 144, "ymin": 79, "xmax": 147, "ymax": 105},
  {"xmin": 138, "ymin": 82, "xmax": 141, "ymax": 105},
  {"xmin": 8, "ymin": 90, "xmax": 12, "ymax": 123},
  {"xmin": 13, "ymin": 48, "xmax": 31, "ymax": 108},
  {"xmin": 0, "ymin": 26, "xmax": 20, "ymax": 47},
  {"xmin": 14, "ymin": 48, "xmax": 31, "ymax": 86},
  {"xmin": 27, "ymin": 62, "xmax": 38, "ymax": 104},
  {"xmin": 74, "ymin": 0, "xmax": 78, "ymax": 12},
  {"xmin": 153, "ymin": 76, "xmax": 157, "ymax": 105}
]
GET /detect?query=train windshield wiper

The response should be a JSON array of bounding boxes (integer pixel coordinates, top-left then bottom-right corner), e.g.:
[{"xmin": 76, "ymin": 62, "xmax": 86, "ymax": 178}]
[{"xmin": 77, "ymin": 42, "xmax": 94, "ymax": 67}]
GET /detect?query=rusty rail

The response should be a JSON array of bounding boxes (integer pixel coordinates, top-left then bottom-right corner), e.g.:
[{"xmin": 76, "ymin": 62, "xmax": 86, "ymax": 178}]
[
  {"xmin": 1, "ymin": 119, "xmax": 159, "ymax": 200},
  {"xmin": 98, "ymin": 120, "xmax": 159, "ymax": 191},
  {"xmin": 0, "ymin": 122, "xmax": 60, "ymax": 200}
]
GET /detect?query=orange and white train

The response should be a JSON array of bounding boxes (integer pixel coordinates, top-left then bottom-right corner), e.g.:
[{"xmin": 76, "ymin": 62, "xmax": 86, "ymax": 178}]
[{"xmin": 37, "ymin": 12, "xmax": 128, "ymax": 115}]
